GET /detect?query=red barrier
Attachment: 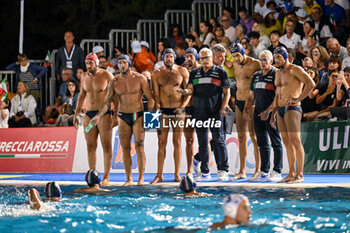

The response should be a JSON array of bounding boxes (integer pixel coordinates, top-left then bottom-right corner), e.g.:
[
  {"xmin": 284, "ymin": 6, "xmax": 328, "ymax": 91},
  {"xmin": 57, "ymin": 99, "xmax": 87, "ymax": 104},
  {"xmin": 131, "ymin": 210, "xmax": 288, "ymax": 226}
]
[{"xmin": 0, "ymin": 127, "xmax": 77, "ymax": 172}]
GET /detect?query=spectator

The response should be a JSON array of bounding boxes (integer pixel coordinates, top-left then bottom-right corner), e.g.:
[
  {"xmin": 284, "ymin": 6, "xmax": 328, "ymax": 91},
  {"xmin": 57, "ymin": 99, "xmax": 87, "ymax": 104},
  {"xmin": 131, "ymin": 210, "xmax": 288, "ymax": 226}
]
[
  {"xmin": 55, "ymin": 31, "xmax": 85, "ymax": 88},
  {"xmin": 220, "ymin": 15, "xmax": 236, "ymax": 43},
  {"xmin": 156, "ymin": 38, "xmax": 170, "ymax": 62},
  {"xmin": 302, "ymin": 67, "xmax": 321, "ymax": 121},
  {"xmin": 6, "ymin": 53, "xmax": 47, "ymax": 104},
  {"xmin": 252, "ymin": 22, "xmax": 271, "ymax": 48},
  {"xmin": 338, "ymin": 67, "xmax": 350, "ymax": 105},
  {"xmin": 55, "ymin": 103, "xmax": 74, "ymax": 127},
  {"xmin": 296, "ymin": 8, "xmax": 310, "ymax": 27},
  {"xmin": 238, "ymin": 6, "xmax": 255, "ymax": 34},
  {"xmin": 92, "ymin": 45, "xmax": 105, "ymax": 58},
  {"xmin": 328, "ymin": 56, "xmax": 342, "ymax": 71},
  {"xmin": 76, "ymin": 67, "xmax": 84, "ymax": 89},
  {"xmin": 262, "ymin": 9, "xmax": 282, "ymax": 37},
  {"xmin": 248, "ymin": 31, "xmax": 266, "ymax": 59},
  {"xmin": 131, "ymin": 40, "xmax": 156, "ymax": 72},
  {"xmin": 266, "ymin": 1, "xmax": 281, "ymax": 21},
  {"xmin": 213, "ymin": 26, "xmax": 231, "ymax": 47},
  {"xmin": 174, "ymin": 42, "xmax": 188, "ymax": 65},
  {"xmin": 222, "ymin": 7, "xmax": 238, "ymax": 27},
  {"xmin": 167, "ymin": 25, "xmax": 186, "ymax": 48},
  {"xmin": 253, "ymin": 0, "xmax": 267, "ymax": 23},
  {"xmin": 298, "ymin": 21, "xmax": 319, "ymax": 57},
  {"xmin": 310, "ymin": 7, "xmax": 334, "ymax": 45},
  {"xmin": 307, "ymin": 45, "xmax": 330, "ymax": 72},
  {"xmin": 0, "ymin": 99, "xmax": 10, "ymax": 128},
  {"xmin": 304, "ymin": 0, "xmax": 322, "ymax": 16},
  {"xmin": 98, "ymin": 56, "xmax": 108, "ymax": 69},
  {"xmin": 9, "ymin": 81, "xmax": 37, "ymax": 127},
  {"xmin": 209, "ymin": 17, "xmax": 219, "ymax": 33},
  {"xmin": 241, "ymin": 36, "xmax": 254, "ymax": 57},
  {"xmin": 210, "ymin": 38, "xmax": 219, "ymax": 48},
  {"xmin": 280, "ymin": 19, "xmax": 301, "ymax": 51},
  {"xmin": 0, "ymin": 79, "xmax": 15, "ymax": 101},
  {"xmin": 62, "ymin": 80, "xmax": 79, "ymax": 111},
  {"xmin": 302, "ymin": 56, "xmax": 316, "ymax": 69},
  {"xmin": 287, "ymin": 48, "xmax": 302, "ymax": 66},
  {"xmin": 282, "ymin": 11, "xmax": 304, "ymax": 37},
  {"xmin": 326, "ymin": 38, "xmax": 349, "ymax": 61},
  {"xmin": 234, "ymin": 24, "xmax": 248, "ymax": 43},
  {"xmin": 320, "ymin": 0, "xmax": 347, "ymax": 29},
  {"xmin": 342, "ymin": 38, "xmax": 350, "ymax": 70},
  {"xmin": 281, "ymin": 0, "xmax": 294, "ymax": 14},
  {"xmin": 190, "ymin": 21, "xmax": 215, "ymax": 47},
  {"xmin": 267, "ymin": 30, "xmax": 286, "ymax": 54},
  {"xmin": 185, "ymin": 35, "xmax": 199, "ymax": 52}
]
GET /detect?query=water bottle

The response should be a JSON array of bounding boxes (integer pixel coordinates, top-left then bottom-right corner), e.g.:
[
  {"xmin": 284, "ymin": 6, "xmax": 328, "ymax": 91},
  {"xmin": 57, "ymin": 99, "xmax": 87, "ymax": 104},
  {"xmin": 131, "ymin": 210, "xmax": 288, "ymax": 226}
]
[{"xmin": 84, "ymin": 121, "xmax": 95, "ymax": 133}]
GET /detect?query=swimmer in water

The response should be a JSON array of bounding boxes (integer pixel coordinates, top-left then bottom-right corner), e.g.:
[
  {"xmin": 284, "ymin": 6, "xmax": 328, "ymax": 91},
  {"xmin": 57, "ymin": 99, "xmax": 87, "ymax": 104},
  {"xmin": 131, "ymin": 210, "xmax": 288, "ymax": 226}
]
[
  {"xmin": 74, "ymin": 169, "xmax": 111, "ymax": 193},
  {"xmin": 179, "ymin": 175, "xmax": 211, "ymax": 197},
  {"xmin": 28, "ymin": 181, "xmax": 62, "ymax": 210},
  {"xmin": 210, "ymin": 194, "xmax": 251, "ymax": 228}
]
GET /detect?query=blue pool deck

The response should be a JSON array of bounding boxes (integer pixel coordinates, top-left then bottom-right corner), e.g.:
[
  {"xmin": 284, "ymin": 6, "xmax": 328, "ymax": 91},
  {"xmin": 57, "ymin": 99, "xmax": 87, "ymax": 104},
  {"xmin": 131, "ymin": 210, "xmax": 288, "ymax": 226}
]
[{"xmin": 0, "ymin": 173, "xmax": 349, "ymax": 188}]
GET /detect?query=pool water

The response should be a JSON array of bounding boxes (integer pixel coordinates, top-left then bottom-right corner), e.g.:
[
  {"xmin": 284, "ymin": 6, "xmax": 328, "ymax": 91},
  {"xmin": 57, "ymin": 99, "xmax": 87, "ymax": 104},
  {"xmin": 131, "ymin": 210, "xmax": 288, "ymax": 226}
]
[{"xmin": 0, "ymin": 185, "xmax": 349, "ymax": 232}]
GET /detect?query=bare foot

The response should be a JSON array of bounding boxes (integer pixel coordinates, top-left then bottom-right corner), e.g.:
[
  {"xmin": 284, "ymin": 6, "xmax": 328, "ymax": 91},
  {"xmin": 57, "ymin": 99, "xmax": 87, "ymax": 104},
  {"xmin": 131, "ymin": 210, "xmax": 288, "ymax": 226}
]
[
  {"xmin": 251, "ymin": 171, "xmax": 259, "ymax": 178},
  {"xmin": 230, "ymin": 173, "xmax": 247, "ymax": 180},
  {"xmin": 101, "ymin": 177, "xmax": 110, "ymax": 186},
  {"xmin": 150, "ymin": 176, "xmax": 163, "ymax": 184},
  {"xmin": 287, "ymin": 176, "xmax": 304, "ymax": 184},
  {"xmin": 278, "ymin": 175, "xmax": 295, "ymax": 183},
  {"xmin": 186, "ymin": 172, "xmax": 192, "ymax": 177},
  {"xmin": 137, "ymin": 177, "xmax": 144, "ymax": 186},
  {"xmin": 123, "ymin": 180, "xmax": 134, "ymax": 186},
  {"xmin": 174, "ymin": 174, "xmax": 181, "ymax": 182}
]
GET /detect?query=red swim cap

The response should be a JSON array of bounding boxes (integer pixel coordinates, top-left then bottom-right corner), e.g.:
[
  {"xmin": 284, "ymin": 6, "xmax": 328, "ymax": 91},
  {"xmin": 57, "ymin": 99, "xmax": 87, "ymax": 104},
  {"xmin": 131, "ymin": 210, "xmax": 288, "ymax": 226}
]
[{"xmin": 85, "ymin": 53, "xmax": 99, "ymax": 66}]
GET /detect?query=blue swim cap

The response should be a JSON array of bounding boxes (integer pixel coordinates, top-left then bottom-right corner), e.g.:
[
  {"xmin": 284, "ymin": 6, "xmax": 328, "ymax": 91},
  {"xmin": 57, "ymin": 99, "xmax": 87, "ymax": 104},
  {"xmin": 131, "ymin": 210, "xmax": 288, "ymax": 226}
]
[
  {"xmin": 162, "ymin": 48, "xmax": 177, "ymax": 60},
  {"xmin": 229, "ymin": 43, "xmax": 245, "ymax": 56},
  {"xmin": 185, "ymin": 48, "xmax": 199, "ymax": 60},
  {"xmin": 180, "ymin": 175, "xmax": 197, "ymax": 193},
  {"xmin": 273, "ymin": 46, "xmax": 288, "ymax": 60},
  {"xmin": 45, "ymin": 181, "xmax": 62, "ymax": 198},
  {"xmin": 117, "ymin": 54, "xmax": 132, "ymax": 67},
  {"xmin": 85, "ymin": 169, "xmax": 101, "ymax": 187}
]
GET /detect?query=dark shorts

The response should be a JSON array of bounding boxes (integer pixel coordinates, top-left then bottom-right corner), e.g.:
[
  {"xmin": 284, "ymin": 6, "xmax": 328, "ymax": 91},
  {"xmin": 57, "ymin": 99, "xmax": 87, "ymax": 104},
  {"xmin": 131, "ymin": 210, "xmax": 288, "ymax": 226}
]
[
  {"xmin": 118, "ymin": 111, "xmax": 143, "ymax": 127},
  {"xmin": 86, "ymin": 110, "xmax": 112, "ymax": 119},
  {"xmin": 235, "ymin": 100, "xmax": 245, "ymax": 112},
  {"xmin": 278, "ymin": 106, "xmax": 303, "ymax": 118},
  {"xmin": 160, "ymin": 107, "xmax": 177, "ymax": 116},
  {"xmin": 184, "ymin": 106, "xmax": 193, "ymax": 115}
]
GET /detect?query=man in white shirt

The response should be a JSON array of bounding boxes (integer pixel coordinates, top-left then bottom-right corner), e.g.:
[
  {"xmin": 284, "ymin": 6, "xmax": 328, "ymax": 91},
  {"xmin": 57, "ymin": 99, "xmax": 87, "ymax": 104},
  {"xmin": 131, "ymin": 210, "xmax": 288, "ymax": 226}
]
[
  {"xmin": 279, "ymin": 20, "xmax": 301, "ymax": 50},
  {"xmin": 253, "ymin": 0, "xmax": 267, "ymax": 22},
  {"xmin": 248, "ymin": 31, "xmax": 267, "ymax": 59},
  {"xmin": 220, "ymin": 15, "xmax": 236, "ymax": 43},
  {"xmin": 310, "ymin": 7, "xmax": 333, "ymax": 44}
]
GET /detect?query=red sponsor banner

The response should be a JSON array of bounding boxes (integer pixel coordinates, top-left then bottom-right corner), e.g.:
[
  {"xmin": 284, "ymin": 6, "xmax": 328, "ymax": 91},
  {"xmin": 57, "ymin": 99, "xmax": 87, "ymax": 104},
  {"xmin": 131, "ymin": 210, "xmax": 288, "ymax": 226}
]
[{"xmin": 0, "ymin": 127, "xmax": 77, "ymax": 172}]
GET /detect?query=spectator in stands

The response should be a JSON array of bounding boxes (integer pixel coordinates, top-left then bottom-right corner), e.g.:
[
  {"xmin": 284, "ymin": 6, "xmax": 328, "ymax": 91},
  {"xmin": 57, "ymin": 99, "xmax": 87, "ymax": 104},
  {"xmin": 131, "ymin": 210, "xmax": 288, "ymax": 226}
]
[
  {"xmin": 222, "ymin": 7, "xmax": 237, "ymax": 27},
  {"xmin": 308, "ymin": 45, "xmax": 330, "ymax": 72},
  {"xmin": 281, "ymin": 0, "xmax": 294, "ymax": 14},
  {"xmin": 76, "ymin": 67, "xmax": 84, "ymax": 89},
  {"xmin": 0, "ymin": 99, "xmax": 10, "ymax": 128},
  {"xmin": 252, "ymin": 22, "xmax": 271, "ymax": 48},
  {"xmin": 248, "ymin": 31, "xmax": 266, "ymax": 59},
  {"xmin": 209, "ymin": 17, "xmax": 219, "ymax": 33},
  {"xmin": 310, "ymin": 7, "xmax": 334, "ymax": 45},
  {"xmin": 342, "ymin": 38, "xmax": 350, "ymax": 70},
  {"xmin": 131, "ymin": 40, "xmax": 156, "ymax": 72},
  {"xmin": 338, "ymin": 67, "xmax": 350, "ymax": 105},
  {"xmin": 174, "ymin": 42, "xmax": 188, "ymax": 65},
  {"xmin": 55, "ymin": 103, "xmax": 74, "ymax": 127},
  {"xmin": 238, "ymin": 6, "xmax": 255, "ymax": 34},
  {"xmin": 62, "ymin": 80, "xmax": 79, "ymax": 111},
  {"xmin": 185, "ymin": 35, "xmax": 199, "ymax": 52},
  {"xmin": 241, "ymin": 36, "xmax": 254, "ymax": 57},
  {"xmin": 220, "ymin": 15, "xmax": 236, "ymax": 43},
  {"xmin": 234, "ymin": 24, "xmax": 248, "ymax": 43},
  {"xmin": 214, "ymin": 26, "xmax": 231, "ymax": 47},
  {"xmin": 296, "ymin": 9, "xmax": 310, "ymax": 27},
  {"xmin": 318, "ymin": 0, "xmax": 347, "ymax": 30},
  {"xmin": 298, "ymin": 21, "xmax": 319, "ymax": 57},
  {"xmin": 253, "ymin": 0, "xmax": 267, "ymax": 23},
  {"xmin": 304, "ymin": 0, "xmax": 322, "ymax": 16},
  {"xmin": 157, "ymin": 38, "xmax": 171, "ymax": 62},
  {"xmin": 168, "ymin": 25, "xmax": 186, "ymax": 48},
  {"xmin": 55, "ymin": 31, "xmax": 85, "ymax": 88},
  {"xmin": 302, "ymin": 56, "xmax": 316, "ymax": 70},
  {"xmin": 6, "ymin": 53, "xmax": 47, "ymax": 104},
  {"xmin": 326, "ymin": 38, "xmax": 349, "ymax": 61},
  {"xmin": 280, "ymin": 19, "xmax": 301, "ymax": 51},
  {"xmin": 92, "ymin": 45, "xmax": 105, "ymax": 58},
  {"xmin": 0, "ymin": 79, "xmax": 15, "ymax": 101},
  {"xmin": 328, "ymin": 55, "xmax": 342, "ymax": 72},
  {"xmin": 267, "ymin": 30, "xmax": 286, "ymax": 54},
  {"xmin": 288, "ymin": 48, "xmax": 302, "ymax": 66},
  {"xmin": 315, "ymin": 69, "xmax": 341, "ymax": 116},
  {"xmin": 302, "ymin": 67, "xmax": 321, "ymax": 121},
  {"xmin": 190, "ymin": 21, "xmax": 215, "ymax": 47},
  {"xmin": 282, "ymin": 11, "xmax": 304, "ymax": 37},
  {"xmin": 98, "ymin": 56, "xmax": 108, "ymax": 69},
  {"xmin": 9, "ymin": 81, "xmax": 37, "ymax": 127},
  {"xmin": 262, "ymin": 9, "xmax": 282, "ymax": 37}
]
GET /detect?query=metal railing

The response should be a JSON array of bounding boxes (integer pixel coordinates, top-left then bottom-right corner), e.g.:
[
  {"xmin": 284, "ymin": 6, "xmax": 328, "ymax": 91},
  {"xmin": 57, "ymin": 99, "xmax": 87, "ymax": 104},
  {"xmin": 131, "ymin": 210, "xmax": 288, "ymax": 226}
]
[
  {"xmin": 192, "ymin": 0, "xmax": 222, "ymax": 31},
  {"xmin": 221, "ymin": 0, "xmax": 255, "ymax": 20},
  {"xmin": 108, "ymin": 29, "xmax": 138, "ymax": 56},
  {"xmin": 0, "ymin": 71, "xmax": 16, "ymax": 92},
  {"xmin": 80, "ymin": 39, "xmax": 112, "ymax": 58},
  {"xmin": 165, "ymin": 10, "xmax": 194, "ymax": 34},
  {"xmin": 137, "ymin": 20, "xmax": 167, "ymax": 56}
]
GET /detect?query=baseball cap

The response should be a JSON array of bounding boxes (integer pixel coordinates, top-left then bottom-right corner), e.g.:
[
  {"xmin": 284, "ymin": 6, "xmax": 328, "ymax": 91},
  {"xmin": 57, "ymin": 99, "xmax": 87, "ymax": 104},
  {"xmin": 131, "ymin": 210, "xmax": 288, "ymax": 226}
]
[{"xmin": 131, "ymin": 40, "xmax": 142, "ymax": 53}]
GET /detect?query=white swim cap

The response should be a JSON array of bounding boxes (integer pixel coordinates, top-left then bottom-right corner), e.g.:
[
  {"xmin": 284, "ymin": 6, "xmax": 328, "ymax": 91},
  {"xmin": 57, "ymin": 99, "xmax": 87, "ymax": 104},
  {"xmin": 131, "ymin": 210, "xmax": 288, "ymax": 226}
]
[{"xmin": 222, "ymin": 194, "xmax": 248, "ymax": 219}]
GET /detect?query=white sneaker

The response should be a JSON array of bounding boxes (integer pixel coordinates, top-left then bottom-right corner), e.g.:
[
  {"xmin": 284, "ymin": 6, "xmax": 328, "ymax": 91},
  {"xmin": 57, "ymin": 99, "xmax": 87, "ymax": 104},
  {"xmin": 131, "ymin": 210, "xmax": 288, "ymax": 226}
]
[
  {"xmin": 267, "ymin": 171, "xmax": 282, "ymax": 182},
  {"xmin": 193, "ymin": 158, "xmax": 201, "ymax": 175},
  {"xmin": 248, "ymin": 171, "xmax": 270, "ymax": 181},
  {"xmin": 195, "ymin": 172, "xmax": 212, "ymax": 181},
  {"xmin": 217, "ymin": 170, "xmax": 229, "ymax": 181}
]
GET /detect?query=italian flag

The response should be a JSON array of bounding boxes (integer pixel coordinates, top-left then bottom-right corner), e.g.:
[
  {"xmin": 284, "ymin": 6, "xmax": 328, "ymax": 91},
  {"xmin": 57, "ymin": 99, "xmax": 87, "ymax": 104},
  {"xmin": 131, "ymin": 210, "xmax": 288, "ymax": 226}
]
[
  {"xmin": 43, "ymin": 50, "xmax": 51, "ymax": 68},
  {"xmin": 0, "ymin": 77, "xmax": 7, "ymax": 104}
]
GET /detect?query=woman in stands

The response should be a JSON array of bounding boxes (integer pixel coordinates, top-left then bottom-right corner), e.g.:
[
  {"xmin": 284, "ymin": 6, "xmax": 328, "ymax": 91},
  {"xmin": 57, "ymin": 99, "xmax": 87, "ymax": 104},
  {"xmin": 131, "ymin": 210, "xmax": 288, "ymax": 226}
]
[
  {"xmin": 62, "ymin": 80, "xmax": 79, "ymax": 112},
  {"xmin": 8, "ymin": 81, "xmax": 37, "ymax": 127},
  {"xmin": 307, "ymin": 45, "xmax": 330, "ymax": 72},
  {"xmin": 301, "ymin": 67, "xmax": 321, "ymax": 121},
  {"xmin": 190, "ymin": 20, "xmax": 215, "ymax": 47}
]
